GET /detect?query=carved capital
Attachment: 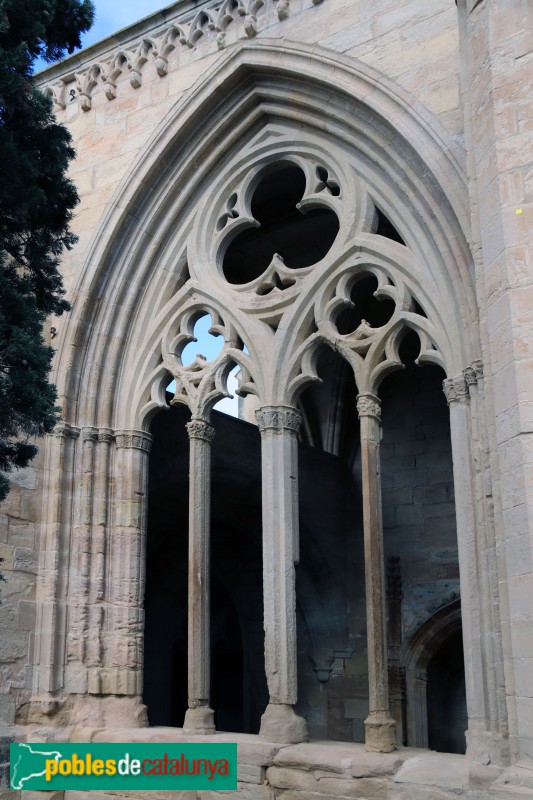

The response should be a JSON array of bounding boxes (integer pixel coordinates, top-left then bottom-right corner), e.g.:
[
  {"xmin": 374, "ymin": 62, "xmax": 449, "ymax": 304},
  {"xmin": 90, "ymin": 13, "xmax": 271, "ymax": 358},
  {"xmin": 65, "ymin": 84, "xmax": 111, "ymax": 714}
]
[
  {"xmin": 255, "ymin": 406, "xmax": 302, "ymax": 435},
  {"xmin": 356, "ymin": 393, "xmax": 381, "ymax": 420},
  {"xmin": 186, "ymin": 420, "xmax": 215, "ymax": 442},
  {"xmin": 97, "ymin": 428, "xmax": 114, "ymax": 445},
  {"xmin": 464, "ymin": 359, "xmax": 483, "ymax": 387},
  {"xmin": 82, "ymin": 427, "xmax": 99, "ymax": 443},
  {"xmin": 115, "ymin": 430, "xmax": 152, "ymax": 452},
  {"xmin": 53, "ymin": 422, "xmax": 80, "ymax": 440},
  {"xmin": 443, "ymin": 375, "xmax": 469, "ymax": 405}
]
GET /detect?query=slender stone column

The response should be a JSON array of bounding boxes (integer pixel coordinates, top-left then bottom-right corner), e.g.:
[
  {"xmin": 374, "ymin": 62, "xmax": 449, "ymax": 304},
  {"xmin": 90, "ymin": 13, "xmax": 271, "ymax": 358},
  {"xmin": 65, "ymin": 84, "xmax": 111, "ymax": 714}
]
[
  {"xmin": 105, "ymin": 431, "xmax": 152, "ymax": 701},
  {"xmin": 357, "ymin": 393, "xmax": 396, "ymax": 752},
  {"xmin": 32, "ymin": 423, "xmax": 79, "ymax": 701},
  {"xmin": 183, "ymin": 419, "xmax": 216, "ymax": 734},
  {"xmin": 256, "ymin": 406, "xmax": 308, "ymax": 743},
  {"xmin": 443, "ymin": 372, "xmax": 495, "ymax": 759}
]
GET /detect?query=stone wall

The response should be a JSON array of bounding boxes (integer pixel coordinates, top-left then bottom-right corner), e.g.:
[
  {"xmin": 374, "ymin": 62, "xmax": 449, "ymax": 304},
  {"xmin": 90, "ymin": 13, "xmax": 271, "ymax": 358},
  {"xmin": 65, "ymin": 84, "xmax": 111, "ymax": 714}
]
[{"xmin": 0, "ymin": 459, "xmax": 43, "ymax": 728}]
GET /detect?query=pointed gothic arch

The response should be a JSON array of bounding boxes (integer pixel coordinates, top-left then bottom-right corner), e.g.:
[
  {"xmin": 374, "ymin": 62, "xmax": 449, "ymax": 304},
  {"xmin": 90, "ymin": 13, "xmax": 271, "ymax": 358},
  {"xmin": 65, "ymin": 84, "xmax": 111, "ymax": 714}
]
[{"xmin": 33, "ymin": 39, "xmax": 505, "ymax": 756}]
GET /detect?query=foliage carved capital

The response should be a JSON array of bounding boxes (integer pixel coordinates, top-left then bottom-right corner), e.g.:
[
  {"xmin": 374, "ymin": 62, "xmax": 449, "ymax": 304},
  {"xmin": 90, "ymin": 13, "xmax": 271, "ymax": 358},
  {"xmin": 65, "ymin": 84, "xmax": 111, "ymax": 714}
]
[
  {"xmin": 115, "ymin": 430, "xmax": 152, "ymax": 452},
  {"xmin": 186, "ymin": 420, "xmax": 216, "ymax": 442},
  {"xmin": 356, "ymin": 393, "xmax": 381, "ymax": 420},
  {"xmin": 442, "ymin": 375, "xmax": 469, "ymax": 405},
  {"xmin": 255, "ymin": 406, "xmax": 302, "ymax": 435}
]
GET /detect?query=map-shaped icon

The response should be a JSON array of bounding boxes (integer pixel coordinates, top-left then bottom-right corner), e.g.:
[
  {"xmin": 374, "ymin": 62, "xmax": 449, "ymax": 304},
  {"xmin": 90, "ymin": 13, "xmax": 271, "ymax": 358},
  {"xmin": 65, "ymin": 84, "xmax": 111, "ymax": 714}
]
[{"xmin": 11, "ymin": 742, "xmax": 62, "ymax": 790}]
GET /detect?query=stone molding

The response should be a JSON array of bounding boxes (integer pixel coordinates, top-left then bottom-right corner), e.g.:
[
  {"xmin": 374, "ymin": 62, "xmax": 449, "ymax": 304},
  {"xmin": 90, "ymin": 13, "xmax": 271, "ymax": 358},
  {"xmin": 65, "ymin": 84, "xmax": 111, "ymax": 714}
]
[
  {"xmin": 39, "ymin": 0, "xmax": 300, "ymax": 113},
  {"xmin": 256, "ymin": 407, "xmax": 302, "ymax": 435},
  {"xmin": 356, "ymin": 393, "xmax": 381, "ymax": 420},
  {"xmin": 114, "ymin": 430, "xmax": 152, "ymax": 452},
  {"xmin": 186, "ymin": 419, "xmax": 216, "ymax": 442}
]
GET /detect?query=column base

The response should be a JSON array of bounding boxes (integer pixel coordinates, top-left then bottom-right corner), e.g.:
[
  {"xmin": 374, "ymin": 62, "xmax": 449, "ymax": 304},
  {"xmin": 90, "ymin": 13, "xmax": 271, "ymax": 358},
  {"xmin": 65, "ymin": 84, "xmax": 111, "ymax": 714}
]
[
  {"xmin": 259, "ymin": 703, "xmax": 308, "ymax": 743},
  {"xmin": 364, "ymin": 711, "xmax": 396, "ymax": 753},
  {"xmin": 183, "ymin": 705, "xmax": 216, "ymax": 735}
]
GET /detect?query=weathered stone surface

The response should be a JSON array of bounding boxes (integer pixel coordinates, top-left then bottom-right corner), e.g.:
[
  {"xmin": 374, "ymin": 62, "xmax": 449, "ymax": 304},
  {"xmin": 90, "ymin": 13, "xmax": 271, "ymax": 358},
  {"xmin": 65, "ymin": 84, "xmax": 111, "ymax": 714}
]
[
  {"xmin": 388, "ymin": 786, "xmax": 461, "ymax": 800},
  {"xmin": 266, "ymin": 766, "xmax": 318, "ymax": 792},
  {"xmin": 260, "ymin": 704, "xmax": 308, "ymax": 745},
  {"xmin": 13, "ymin": 547, "xmax": 37, "ymax": 574},
  {"xmin": 393, "ymin": 753, "xmax": 470, "ymax": 790},
  {"xmin": 273, "ymin": 742, "xmax": 356, "ymax": 774},
  {"xmin": 315, "ymin": 776, "xmax": 388, "ymax": 799},
  {"xmin": 0, "ymin": 633, "xmax": 27, "ymax": 663},
  {"xmin": 350, "ymin": 750, "xmax": 405, "ymax": 778},
  {"xmin": 200, "ymin": 786, "xmax": 272, "ymax": 800},
  {"xmin": 238, "ymin": 764, "xmax": 266, "ymax": 784},
  {"xmin": 0, "ymin": 695, "xmax": 15, "ymax": 726}
]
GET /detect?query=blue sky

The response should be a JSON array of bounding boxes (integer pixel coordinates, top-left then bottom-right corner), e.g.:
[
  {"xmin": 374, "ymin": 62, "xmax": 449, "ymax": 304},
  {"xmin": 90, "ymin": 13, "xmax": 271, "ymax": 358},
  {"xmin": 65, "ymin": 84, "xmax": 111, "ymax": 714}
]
[
  {"xmin": 35, "ymin": 1, "xmax": 169, "ymax": 72},
  {"xmin": 78, "ymin": 1, "xmax": 171, "ymax": 50}
]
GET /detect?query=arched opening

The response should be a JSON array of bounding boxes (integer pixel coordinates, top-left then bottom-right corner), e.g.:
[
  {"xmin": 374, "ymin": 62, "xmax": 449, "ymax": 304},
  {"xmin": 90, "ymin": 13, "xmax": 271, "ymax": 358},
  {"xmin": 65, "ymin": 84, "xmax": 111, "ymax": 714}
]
[
  {"xmin": 401, "ymin": 599, "xmax": 466, "ymax": 753},
  {"xmin": 427, "ymin": 628, "xmax": 467, "ymax": 754},
  {"xmin": 380, "ymin": 332, "xmax": 464, "ymax": 752},
  {"xmin": 296, "ymin": 344, "xmax": 366, "ymax": 742},
  {"xmin": 143, "ymin": 401, "xmax": 265, "ymax": 732},
  {"xmin": 143, "ymin": 403, "xmax": 190, "ymax": 727}
]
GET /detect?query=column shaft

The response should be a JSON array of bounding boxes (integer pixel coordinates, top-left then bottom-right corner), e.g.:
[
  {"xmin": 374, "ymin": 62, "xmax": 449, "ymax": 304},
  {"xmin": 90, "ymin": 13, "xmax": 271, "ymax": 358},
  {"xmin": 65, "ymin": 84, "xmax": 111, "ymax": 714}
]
[
  {"xmin": 183, "ymin": 419, "xmax": 216, "ymax": 734},
  {"xmin": 256, "ymin": 406, "xmax": 307, "ymax": 743},
  {"xmin": 357, "ymin": 394, "xmax": 396, "ymax": 752}
]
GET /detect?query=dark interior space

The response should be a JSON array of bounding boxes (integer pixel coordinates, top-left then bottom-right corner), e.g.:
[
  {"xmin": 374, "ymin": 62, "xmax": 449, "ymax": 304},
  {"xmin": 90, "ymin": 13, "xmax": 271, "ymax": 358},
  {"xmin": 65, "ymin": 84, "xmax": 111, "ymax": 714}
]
[
  {"xmin": 223, "ymin": 162, "xmax": 339, "ymax": 284},
  {"xmin": 427, "ymin": 630, "xmax": 467, "ymax": 754},
  {"xmin": 143, "ymin": 403, "xmax": 266, "ymax": 732}
]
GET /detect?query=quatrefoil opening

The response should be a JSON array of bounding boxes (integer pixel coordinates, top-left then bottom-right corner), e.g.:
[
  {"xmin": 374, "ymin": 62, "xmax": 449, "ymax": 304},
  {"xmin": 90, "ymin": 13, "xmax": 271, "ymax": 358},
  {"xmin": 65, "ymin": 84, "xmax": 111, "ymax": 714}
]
[{"xmin": 223, "ymin": 162, "xmax": 339, "ymax": 285}]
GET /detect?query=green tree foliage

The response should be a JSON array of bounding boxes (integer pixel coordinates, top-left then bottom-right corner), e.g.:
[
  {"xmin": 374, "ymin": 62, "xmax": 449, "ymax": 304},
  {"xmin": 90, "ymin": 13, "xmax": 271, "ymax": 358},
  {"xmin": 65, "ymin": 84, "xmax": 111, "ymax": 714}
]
[{"xmin": 0, "ymin": 0, "xmax": 94, "ymax": 501}]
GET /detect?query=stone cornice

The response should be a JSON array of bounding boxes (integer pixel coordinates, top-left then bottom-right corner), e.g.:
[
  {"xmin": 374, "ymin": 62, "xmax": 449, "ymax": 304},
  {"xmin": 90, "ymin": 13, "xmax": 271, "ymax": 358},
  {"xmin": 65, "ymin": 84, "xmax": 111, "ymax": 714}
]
[{"xmin": 35, "ymin": 0, "xmax": 322, "ymax": 113}]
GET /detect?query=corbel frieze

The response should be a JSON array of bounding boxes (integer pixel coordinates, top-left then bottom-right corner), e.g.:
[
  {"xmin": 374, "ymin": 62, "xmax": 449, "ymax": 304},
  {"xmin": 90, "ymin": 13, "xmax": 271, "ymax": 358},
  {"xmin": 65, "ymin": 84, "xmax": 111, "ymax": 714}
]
[{"xmin": 41, "ymin": 0, "xmax": 300, "ymax": 113}]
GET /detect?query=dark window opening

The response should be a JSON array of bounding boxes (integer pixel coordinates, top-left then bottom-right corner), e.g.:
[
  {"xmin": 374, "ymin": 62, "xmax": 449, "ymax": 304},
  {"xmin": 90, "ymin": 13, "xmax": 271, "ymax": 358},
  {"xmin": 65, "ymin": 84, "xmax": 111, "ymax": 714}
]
[
  {"xmin": 374, "ymin": 207, "xmax": 406, "ymax": 245},
  {"xmin": 223, "ymin": 163, "xmax": 339, "ymax": 284},
  {"xmin": 335, "ymin": 274, "xmax": 396, "ymax": 335}
]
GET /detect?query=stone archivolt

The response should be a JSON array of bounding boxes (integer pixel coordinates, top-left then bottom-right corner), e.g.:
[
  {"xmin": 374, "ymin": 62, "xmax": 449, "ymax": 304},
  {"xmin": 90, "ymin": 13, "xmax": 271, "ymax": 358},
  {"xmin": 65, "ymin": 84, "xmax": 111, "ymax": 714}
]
[{"xmin": 26, "ymin": 37, "xmax": 512, "ymax": 771}]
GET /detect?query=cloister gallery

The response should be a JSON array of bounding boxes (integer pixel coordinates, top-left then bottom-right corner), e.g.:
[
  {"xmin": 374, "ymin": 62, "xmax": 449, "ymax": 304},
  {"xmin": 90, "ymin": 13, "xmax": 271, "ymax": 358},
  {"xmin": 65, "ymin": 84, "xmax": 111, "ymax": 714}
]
[{"xmin": 2, "ymin": 1, "xmax": 532, "ymax": 798}]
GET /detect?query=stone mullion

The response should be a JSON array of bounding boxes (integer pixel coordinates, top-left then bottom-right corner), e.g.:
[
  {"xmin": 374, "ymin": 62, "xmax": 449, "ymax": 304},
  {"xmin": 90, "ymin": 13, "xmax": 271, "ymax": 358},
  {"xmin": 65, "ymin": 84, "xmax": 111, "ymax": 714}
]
[
  {"xmin": 256, "ymin": 406, "xmax": 307, "ymax": 744},
  {"xmin": 443, "ymin": 373, "xmax": 490, "ymax": 755},
  {"xmin": 33, "ymin": 424, "xmax": 79, "ymax": 698},
  {"xmin": 104, "ymin": 431, "xmax": 151, "ymax": 697},
  {"xmin": 183, "ymin": 419, "xmax": 216, "ymax": 734},
  {"xmin": 357, "ymin": 393, "xmax": 396, "ymax": 753}
]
